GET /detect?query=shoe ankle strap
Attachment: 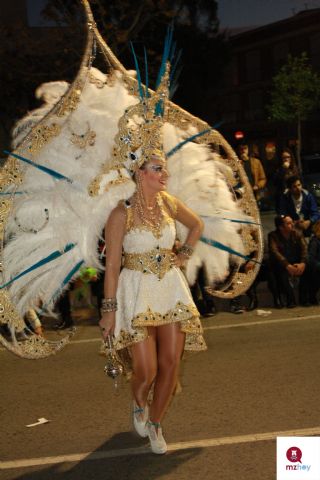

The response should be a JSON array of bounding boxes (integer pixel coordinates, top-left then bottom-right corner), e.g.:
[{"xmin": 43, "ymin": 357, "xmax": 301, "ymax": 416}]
[
  {"xmin": 147, "ymin": 420, "xmax": 161, "ymax": 428},
  {"xmin": 133, "ymin": 406, "xmax": 144, "ymax": 414}
]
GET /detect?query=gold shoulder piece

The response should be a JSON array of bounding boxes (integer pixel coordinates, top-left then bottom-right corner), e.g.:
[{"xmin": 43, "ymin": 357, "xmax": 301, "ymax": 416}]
[
  {"xmin": 117, "ymin": 199, "xmax": 133, "ymax": 231},
  {"xmin": 161, "ymin": 191, "xmax": 178, "ymax": 218}
]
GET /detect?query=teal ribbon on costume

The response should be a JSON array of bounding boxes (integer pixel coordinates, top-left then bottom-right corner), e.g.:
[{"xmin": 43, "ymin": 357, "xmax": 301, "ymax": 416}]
[
  {"xmin": 201, "ymin": 215, "xmax": 261, "ymax": 226},
  {"xmin": 0, "ymin": 243, "xmax": 76, "ymax": 289},
  {"xmin": 166, "ymin": 122, "xmax": 223, "ymax": 158},
  {"xmin": 200, "ymin": 236, "xmax": 261, "ymax": 265},
  {"xmin": 3, "ymin": 150, "xmax": 73, "ymax": 183},
  {"xmin": 0, "ymin": 191, "xmax": 24, "ymax": 196}
]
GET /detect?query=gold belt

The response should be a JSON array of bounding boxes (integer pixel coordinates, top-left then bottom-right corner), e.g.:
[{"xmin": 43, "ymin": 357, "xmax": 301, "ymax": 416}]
[{"xmin": 123, "ymin": 248, "xmax": 173, "ymax": 279}]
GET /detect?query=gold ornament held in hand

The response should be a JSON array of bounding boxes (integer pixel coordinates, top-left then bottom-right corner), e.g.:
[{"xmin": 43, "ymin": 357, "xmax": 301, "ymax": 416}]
[{"xmin": 104, "ymin": 335, "xmax": 123, "ymax": 379}]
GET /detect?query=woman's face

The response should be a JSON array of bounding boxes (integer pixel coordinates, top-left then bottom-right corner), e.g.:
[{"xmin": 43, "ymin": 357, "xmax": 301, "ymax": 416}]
[
  {"xmin": 140, "ymin": 157, "xmax": 169, "ymax": 192},
  {"xmin": 281, "ymin": 152, "xmax": 292, "ymax": 168}
]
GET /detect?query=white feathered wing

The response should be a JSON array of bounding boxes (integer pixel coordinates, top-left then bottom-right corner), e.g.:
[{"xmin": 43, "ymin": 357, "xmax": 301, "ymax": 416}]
[{"xmin": 2, "ymin": 67, "xmax": 252, "ymax": 318}]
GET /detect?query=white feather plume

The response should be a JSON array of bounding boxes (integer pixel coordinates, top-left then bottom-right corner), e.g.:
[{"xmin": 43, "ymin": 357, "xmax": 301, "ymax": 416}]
[{"xmin": 3, "ymin": 67, "xmax": 249, "ymax": 315}]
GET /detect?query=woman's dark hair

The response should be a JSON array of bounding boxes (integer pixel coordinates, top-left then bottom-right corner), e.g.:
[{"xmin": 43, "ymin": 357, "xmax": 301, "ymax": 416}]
[
  {"xmin": 280, "ymin": 147, "xmax": 298, "ymax": 170},
  {"xmin": 274, "ymin": 215, "xmax": 286, "ymax": 229}
]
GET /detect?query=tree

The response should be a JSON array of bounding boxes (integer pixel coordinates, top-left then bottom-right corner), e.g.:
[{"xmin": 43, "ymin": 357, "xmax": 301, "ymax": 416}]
[{"xmin": 268, "ymin": 52, "xmax": 320, "ymax": 172}]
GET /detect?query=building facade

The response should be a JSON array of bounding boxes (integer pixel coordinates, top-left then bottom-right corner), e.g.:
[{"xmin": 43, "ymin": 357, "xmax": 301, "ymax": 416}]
[{"xmin": 216, "ymin": 9, "xmax": 320, "ymax": 174}]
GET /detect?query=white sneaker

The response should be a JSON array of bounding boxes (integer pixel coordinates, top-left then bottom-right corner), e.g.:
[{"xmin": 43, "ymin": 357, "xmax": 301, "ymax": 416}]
[
  {"xmin": 133, "ymin": 402, "xmax": 149, "ymax": 438},
  {"xmin": 147, "ymin": 421, "xmax": 167, "ymax": 454}
]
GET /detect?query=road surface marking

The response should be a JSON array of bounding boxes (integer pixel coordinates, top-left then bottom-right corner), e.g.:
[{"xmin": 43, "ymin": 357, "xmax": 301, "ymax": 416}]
[
  {"xmin": 69, "ymin": 313, "xmax": 320, "ymax": 344},
  {"xmin": 1, "ymin": 313, "xmax": 320, "ymax": 351},
  {"xmin": 204, "ymin": 313, "xmax": 320, "ymax": 331},
  {"xmin": 2, "ymin": 426, "xmax": 320, "ymax": 469}
]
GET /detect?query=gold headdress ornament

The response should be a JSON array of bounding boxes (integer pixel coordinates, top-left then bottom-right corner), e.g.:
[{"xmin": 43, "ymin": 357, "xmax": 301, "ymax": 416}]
[{"xmin": 112, "ymin": 63, "xmax": 170, "ymax": 175}]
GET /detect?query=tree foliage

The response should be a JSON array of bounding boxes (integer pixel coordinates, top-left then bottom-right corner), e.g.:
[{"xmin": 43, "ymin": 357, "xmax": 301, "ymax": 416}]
[
  {"xmin": 268, "ymin": 53, "xmax": 320, "ymax": 169},
  {"xmin": 268, "ymin": 53, "xmax": 320, "ymax": 122}
]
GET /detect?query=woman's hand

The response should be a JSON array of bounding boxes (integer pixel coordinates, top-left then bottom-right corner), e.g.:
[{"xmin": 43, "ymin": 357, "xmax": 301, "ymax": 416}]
[
  {"xmin": 99, "ymin": 312, "xmax": 116, "ymax": 340},
  {"xmin": 171, "ymin": 252, "xmax": 188, "ymax": 269}
]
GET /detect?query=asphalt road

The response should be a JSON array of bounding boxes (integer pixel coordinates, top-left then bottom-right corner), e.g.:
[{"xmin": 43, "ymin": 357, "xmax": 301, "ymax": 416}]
[{"xmin": 1, "ymin": 304, "xmax": 320, "ymax": 480}]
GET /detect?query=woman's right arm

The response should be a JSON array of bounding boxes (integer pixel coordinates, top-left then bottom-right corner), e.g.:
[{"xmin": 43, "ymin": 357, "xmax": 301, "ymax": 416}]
[{"xmin": 99, "ymin": 204, "xmax": 126, "ymax": 340}]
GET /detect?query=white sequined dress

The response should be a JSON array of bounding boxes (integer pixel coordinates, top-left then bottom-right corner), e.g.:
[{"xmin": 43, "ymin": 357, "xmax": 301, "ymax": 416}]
[{"xmin": 113, "ymin": 193, "xmax": 206, "ymax": 352}]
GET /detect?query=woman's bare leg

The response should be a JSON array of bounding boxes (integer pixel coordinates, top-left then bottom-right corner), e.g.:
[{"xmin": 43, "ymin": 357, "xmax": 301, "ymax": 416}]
[
  {"xmin": 149, "ymin": 323, "xmax": 185, "ymax": 423},
  {"xmin": 130, "ymin": 327, "xmax": 157, "ymax": 407}
]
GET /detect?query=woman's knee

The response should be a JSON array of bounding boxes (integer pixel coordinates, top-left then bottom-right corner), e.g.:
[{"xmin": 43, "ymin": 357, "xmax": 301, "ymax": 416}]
[
  {"xmin": 133, "ymin": 363, "xmax": 157, "ymax": 386},
  {"xmin": 157, "ymin": 352, "xmax": 181, "ymax": 374}
]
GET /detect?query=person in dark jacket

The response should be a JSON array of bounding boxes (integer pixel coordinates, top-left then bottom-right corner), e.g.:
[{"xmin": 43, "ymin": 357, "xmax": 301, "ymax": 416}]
[
  {"xmin": 268, "ymin": 215, "xmax": 307, "ymax": 307},
  {"xmin": 273, "ymin": 148, "xmax": 299, "ymax": 211},
  {"xmin": 278, "ymin": 176, "xmax": 320, "ymax": 236}
]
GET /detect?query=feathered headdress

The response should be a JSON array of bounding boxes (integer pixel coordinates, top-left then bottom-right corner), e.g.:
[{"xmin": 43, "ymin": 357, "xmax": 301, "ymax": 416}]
[{"xmin": 112, "ymin": 63, "xmax": 170, "ymax": 175}]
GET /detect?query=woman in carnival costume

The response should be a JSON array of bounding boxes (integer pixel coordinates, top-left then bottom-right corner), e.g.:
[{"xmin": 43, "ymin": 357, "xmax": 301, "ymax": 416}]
[
  {"xmin": 0, "ymin": 0, "xmax": 262, "ymax": 455},
  {"xmin": 99, "ymin": 65, "xmax": 206, "ymax": 453}
]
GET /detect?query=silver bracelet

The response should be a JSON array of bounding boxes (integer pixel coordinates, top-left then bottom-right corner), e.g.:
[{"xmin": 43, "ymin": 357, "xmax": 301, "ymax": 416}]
[{"xmin": 101, "ymin": 297, "xmax": 118, "ymax": 313}]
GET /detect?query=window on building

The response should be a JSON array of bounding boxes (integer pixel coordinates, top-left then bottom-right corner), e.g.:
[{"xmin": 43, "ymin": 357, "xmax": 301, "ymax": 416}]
[
  {"xmin": 244, "ymin": 50, "xmax": 261, "ymax": 83},
  {"xmin": 223, "ymin": 59, "xmax": 239, "ymax": 87},
  {"xmin": 244, "ymin": 91, "xmax": 264, "ymax": 121},
  {"xmin": 222, "ymin": 93, "xmax": 241, "ymax": 123},
  {"xmin": 310, "ymin": 32, "xmax": 320, "ymax": 72},
  {"xmin": 273, "ymin": 42, "xmax": 289, "ymax": 72}
]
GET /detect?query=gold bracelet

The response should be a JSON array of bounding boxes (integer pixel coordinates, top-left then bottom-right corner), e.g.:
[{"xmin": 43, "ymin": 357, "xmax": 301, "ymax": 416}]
[{"xmin": 178, "ymin": 244, "xmax": 194, "ymax": 258}]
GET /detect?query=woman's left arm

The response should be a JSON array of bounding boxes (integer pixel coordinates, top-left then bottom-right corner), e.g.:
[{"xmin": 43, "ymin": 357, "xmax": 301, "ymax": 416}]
[{"xmin": 174, "ymin": 198, "xmax": 204, "ymax": 267}]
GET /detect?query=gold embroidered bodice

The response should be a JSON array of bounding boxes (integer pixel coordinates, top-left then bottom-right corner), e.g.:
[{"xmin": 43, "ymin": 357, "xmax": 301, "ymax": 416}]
[
  {"xmin": 122, "ymin": 192, "xmax": 177, "ymax": 252},
  {"xmin": 120, "ymin": 192, "xmax": 177, "ymax": 278}
]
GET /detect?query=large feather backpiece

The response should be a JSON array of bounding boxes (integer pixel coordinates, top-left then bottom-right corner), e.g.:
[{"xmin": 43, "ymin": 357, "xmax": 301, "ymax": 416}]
[{"xmin": 0, "ymin": 0, "xmax": 262, "ymax": 358}]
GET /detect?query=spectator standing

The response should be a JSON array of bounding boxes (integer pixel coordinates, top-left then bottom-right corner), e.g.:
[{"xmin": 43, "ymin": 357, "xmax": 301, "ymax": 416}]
[
  {"xmin": 268, "ymin": 215, "xmax": 307, "ymax": 307},
  {"xmin": 273, "ymin": 148, "xmax": 299, "ymax": 211},
  {"xmin": 238, "ymin": 144, "xmax": 267, "ymax": 203},
  {"xmin": 278, "ymin": 176, "xmax": 320, "ymax": 236}
]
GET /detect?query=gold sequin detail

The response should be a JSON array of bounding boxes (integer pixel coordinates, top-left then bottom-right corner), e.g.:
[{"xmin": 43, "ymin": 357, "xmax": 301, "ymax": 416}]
[
  {"xmin": 123, "ymin": 248, "xmax": 173, "ymax": 279},
  {"xmin": 0, "ymin": 289, "xmax": 25, "ymax": 330},
  {"xmin": 26, "ymin": 123, "xmax": 61, "ymax": 155},
  {"xmin": 70, "ymin": 128, "xmax": 96, "ymax": 149},
  {"xmin": 114, "ymin": 301, "xmax": 206, "ymax": 352},
  {"xmin": 56, "ymin": 83, "xmax": 83, "ymax": 117},
  {"xmin": 0, "ymin": 199, "xmax": 11, "ymax": 242},
  {"xmin": 0, "ymin": 158, "xmax": 22, "ymax": 193},
  {"xmin": 88, "ymin": 168, "xmax": 131, "ymax": 196}
]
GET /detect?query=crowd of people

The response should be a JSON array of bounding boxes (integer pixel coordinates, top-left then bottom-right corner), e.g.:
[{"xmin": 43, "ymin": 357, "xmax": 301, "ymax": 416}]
[{"xmin": 193, "ymin": 144, "xmax": 320, "ymax": 314}]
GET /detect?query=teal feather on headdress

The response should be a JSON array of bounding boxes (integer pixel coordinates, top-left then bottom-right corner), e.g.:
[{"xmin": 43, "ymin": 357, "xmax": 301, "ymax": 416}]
[
  {"xmin": 166, "ymin": 121, "xmax": 223, "ymax": 158},
  {"xmin": 130, "ymin": 42, "xmax": 145, "ymax": 101}
]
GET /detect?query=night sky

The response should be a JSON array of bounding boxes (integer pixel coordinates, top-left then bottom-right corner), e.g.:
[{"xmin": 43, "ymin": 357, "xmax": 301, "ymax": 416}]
[
  {"xmin": 27, "ymin": 1, "xmax": 320, "ymax": 29},
  {"xmin": 218, "ymin": 0, "xmax": 320, "ymax": 28}
]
